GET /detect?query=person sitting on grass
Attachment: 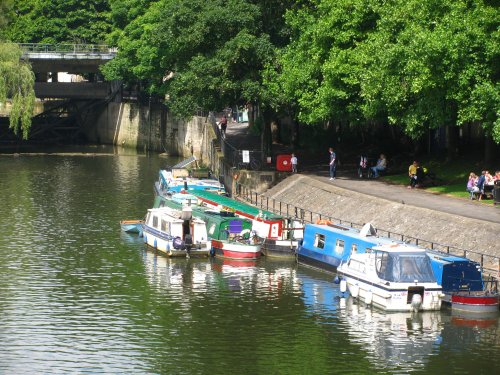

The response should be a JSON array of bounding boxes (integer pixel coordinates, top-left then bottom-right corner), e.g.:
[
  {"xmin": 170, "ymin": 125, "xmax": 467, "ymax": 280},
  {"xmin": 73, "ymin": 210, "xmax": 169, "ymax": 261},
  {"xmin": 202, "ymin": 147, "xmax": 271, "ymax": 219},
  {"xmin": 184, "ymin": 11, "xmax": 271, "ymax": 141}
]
[
  {"xmin": 475, "ymin": 171, "xmax": 486, "ymax": 200},
  {"xmin": 371, "ymin": 154, "xmax": 387, "ymax": 178},
  {"xmin": 408, "ymin": 161, "xmax": 418, "ymax": 189},
  {"xmin": 466, "ymin": 172, "xmax": 479, "ymax": 199}
]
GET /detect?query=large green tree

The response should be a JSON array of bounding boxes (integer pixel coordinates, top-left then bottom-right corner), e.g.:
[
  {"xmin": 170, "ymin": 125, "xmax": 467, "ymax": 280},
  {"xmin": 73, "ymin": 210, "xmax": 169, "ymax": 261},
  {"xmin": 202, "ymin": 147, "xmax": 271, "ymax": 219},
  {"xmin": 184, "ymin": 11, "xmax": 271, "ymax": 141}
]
[
  {"xmin": 103, "ymin": 0, "xmax": 292, "ymax": 118},
  {"xmin": 0, "ymin": 0, "xmax": 35, "ymax": 139},
  {"xmin": 269, "ymin": 0, "xmax": 499, "ymax": 144},
  {"xmin": 359, "ymin": 0, "xmax": 499, "ymax": 143},
  {"xmin": 2, "ymin": 0, "xmax": 111, "ymax": 43}
]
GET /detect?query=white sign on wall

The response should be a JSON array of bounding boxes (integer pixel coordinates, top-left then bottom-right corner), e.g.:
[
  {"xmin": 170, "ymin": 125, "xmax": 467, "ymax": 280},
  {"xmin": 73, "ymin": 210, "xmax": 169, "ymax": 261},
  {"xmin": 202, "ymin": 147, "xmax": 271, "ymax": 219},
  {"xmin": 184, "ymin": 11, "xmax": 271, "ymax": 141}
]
[{"xmin": 242, "ymin": 150, "xmax": 250, "ymax": 163}]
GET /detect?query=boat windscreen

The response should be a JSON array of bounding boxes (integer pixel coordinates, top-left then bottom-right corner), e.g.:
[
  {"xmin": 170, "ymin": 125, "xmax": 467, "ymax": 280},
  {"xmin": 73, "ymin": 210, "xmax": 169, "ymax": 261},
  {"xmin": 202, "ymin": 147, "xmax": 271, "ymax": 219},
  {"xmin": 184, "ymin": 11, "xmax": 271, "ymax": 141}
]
[{"xmin": 376, "ymin": 253, "xmax": 436, "ymax": 283}]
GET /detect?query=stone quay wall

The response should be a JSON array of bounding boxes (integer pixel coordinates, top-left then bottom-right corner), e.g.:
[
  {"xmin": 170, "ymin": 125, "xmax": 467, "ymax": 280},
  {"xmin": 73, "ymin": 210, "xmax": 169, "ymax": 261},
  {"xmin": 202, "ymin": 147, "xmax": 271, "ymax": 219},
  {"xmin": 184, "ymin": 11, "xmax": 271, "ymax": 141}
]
[
  {"xmin": 85, "ymin": 102, "xmax": 223, "ymax": 174},
  {"xmin": 257, "ymin": 174, "xmax": 500, "ymax": 268}
]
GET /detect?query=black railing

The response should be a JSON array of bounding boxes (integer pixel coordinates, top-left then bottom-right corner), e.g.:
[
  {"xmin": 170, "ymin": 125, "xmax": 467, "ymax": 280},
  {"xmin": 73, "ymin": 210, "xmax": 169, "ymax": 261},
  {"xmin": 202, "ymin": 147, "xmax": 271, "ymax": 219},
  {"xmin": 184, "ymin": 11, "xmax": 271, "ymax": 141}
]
[{"xmin": 236, "ymin": 183, "xmax": 500, "ymax": 278}]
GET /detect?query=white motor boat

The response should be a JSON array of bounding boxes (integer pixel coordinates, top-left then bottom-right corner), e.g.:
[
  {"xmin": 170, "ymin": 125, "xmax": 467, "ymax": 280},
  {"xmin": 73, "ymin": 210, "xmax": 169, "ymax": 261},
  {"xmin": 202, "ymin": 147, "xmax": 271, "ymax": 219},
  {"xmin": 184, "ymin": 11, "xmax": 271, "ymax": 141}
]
[
  {"xmin": 337, "ymin": 244, "xmax": 444, "ymax": 311},
  {"xmin": 142, "ymin": 206, "xmax": 211, "ymax": 257}
]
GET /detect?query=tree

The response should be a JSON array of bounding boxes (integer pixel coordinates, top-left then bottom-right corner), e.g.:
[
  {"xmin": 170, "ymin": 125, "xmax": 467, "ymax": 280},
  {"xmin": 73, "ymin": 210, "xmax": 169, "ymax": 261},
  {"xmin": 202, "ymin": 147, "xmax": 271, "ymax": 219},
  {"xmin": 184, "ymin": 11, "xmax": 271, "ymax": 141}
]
[
  {"xmin": 1, "ymin": 1, "xmax": 35, "ymax": 139},
  {"xmin": 2, "ymin": 0, "xmax": 111, "ymax": 44},
  {"xmin": 359, "ymin": 0, "xmax": 500, "ymax": 144},
  {"xmin": 0, "ymin": 43, "xmax": 35, "ymax": 139}
]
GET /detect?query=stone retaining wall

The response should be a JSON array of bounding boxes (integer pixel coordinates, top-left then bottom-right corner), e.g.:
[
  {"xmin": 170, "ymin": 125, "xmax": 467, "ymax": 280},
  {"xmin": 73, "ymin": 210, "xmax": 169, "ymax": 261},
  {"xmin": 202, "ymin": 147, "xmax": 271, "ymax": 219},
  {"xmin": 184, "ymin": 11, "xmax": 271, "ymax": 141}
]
[{"xmin": 262, "ymin": 174, "xmax": 500, "ymax": 262}]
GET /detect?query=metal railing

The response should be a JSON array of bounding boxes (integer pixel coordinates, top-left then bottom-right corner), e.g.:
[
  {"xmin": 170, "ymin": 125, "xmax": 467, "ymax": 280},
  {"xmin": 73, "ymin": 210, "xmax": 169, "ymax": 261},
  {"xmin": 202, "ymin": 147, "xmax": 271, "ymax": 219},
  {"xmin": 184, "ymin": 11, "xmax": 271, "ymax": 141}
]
[
  {"xmin": 19, "ymin": 43, "xmax": 117, "ymax": 55},
  {"xmin": 236, "ymin": 183, "xmax": 500, "ymax": 278}
]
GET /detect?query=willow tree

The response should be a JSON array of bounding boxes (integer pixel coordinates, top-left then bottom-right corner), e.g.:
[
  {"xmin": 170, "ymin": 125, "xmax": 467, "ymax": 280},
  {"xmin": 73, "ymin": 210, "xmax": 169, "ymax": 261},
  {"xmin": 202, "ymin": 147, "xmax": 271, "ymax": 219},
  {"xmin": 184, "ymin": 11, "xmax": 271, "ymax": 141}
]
[{"xmin": 0, "ymin": 43, "xmax": 35, "ymax": 139}]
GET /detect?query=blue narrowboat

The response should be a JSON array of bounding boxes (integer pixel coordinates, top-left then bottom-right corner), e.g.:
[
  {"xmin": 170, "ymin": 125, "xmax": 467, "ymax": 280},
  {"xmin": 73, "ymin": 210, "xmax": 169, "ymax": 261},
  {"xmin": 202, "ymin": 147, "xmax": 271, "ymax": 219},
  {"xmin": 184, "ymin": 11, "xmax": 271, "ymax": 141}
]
[{"xmin": 297, "ymin": 222, "xmax": 396, "ymax": 272}]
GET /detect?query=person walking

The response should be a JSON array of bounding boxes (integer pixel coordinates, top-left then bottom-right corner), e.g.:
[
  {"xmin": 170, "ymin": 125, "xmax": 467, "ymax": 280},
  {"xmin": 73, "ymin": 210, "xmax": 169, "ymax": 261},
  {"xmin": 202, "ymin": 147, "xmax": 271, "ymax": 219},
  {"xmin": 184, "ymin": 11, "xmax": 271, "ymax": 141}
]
[
  {"xmin": 328, "ymin": 147, "xmax": 337, "ymax": 180},
  {"xmin": 291, "ymin": 153, "xmax": 298, "ymax": 173},
  {"xmin": 220, "ymin": 115, "xmax": 228, "ymax": 138}
]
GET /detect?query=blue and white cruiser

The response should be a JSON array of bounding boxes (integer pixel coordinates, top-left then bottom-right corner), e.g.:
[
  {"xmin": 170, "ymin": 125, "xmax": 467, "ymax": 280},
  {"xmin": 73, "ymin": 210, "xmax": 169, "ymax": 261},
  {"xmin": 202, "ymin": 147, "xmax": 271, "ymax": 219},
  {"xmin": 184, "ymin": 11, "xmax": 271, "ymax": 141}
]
[{"xmin": 337, "ymin": 244, "xmax": 444, "ymax": 311}]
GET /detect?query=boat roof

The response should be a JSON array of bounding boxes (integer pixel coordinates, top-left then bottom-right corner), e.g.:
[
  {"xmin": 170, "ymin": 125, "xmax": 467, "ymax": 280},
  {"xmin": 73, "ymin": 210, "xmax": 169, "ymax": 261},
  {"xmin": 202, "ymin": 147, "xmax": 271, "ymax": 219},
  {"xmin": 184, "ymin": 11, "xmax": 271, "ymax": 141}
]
[
  {"xmin": 147, "ymin": 206, "xmax": 204, "ymax": 224},
  {"xmin": 307, "ymin": 222, "xmax": 399, "ymax": 246},
  {"xmin": 372, "ymin": 243, "xmax": 427, "ymax": 254},
  {"xmin": 426, "ymin": 251, "xmax": 477, "ymax": 263},
  {"xmin": 191, "ymin": 190, "xmax": 282, "ymax": 219},
  {"xmin": 171, "ymin": 193, "xmax": 199, "ymax": 204}
]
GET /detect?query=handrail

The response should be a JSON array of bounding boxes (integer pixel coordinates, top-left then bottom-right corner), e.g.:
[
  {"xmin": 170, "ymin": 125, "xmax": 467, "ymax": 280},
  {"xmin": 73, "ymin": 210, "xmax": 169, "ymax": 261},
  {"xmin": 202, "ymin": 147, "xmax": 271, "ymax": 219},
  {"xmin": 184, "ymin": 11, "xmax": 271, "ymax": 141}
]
[
  {"xmin": 18, "ymin": 43, "xmax": 117, "ymax": 54},
  {"xmin": 236, "ymin": 183, "xmax": 500, "ymax": 278}
]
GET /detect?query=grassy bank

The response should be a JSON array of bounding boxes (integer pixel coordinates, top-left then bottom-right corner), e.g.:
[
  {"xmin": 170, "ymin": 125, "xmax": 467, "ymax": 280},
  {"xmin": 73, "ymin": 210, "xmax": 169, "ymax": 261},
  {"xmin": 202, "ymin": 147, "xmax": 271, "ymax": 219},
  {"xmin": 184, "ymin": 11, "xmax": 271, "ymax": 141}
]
[{"xmin": 382, "ymin": 158, "xmax": 498, "ymax": 205}]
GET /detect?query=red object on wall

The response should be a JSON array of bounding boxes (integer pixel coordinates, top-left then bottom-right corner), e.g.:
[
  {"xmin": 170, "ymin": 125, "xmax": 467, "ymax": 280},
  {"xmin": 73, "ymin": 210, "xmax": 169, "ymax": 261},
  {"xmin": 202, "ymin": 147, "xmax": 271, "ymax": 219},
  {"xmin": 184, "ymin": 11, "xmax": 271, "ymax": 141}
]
[{"xmin": 276, "ymin": 154, "xmax": 293, "ymax": 171}]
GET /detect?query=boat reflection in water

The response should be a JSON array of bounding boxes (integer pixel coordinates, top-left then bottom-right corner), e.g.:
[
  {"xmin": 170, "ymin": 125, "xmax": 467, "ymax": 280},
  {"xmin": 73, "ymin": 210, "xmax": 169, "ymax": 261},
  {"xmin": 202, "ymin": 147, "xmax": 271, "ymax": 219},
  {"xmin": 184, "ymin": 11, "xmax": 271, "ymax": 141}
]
[
  {"xmin": 299, "ymin": 267, "xmax": 443, "ymax": 372},
  {"xmin": 141, "ymin": 249, "xmax": 301, "ymax": 297},
  {"xmin": 338, "ymin": 297, "xmax": 443, "ymax": 371}
]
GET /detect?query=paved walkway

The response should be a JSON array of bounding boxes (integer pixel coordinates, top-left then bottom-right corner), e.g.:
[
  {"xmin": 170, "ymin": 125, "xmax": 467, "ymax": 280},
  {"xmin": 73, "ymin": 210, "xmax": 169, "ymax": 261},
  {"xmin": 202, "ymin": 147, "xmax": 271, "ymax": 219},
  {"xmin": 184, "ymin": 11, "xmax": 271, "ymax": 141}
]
[{"xmin": 223, "ymin": 120, "xmax": 500, "ymax": 225}]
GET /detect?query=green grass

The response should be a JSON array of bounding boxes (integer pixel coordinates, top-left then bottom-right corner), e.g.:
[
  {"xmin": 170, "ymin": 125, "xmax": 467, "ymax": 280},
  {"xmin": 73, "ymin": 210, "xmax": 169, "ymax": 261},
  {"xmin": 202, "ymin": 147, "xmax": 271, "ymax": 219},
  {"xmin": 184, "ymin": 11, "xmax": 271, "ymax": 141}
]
[{"xmin": 381, "ymin": 157, "xmax": 498, "ymax": 206}]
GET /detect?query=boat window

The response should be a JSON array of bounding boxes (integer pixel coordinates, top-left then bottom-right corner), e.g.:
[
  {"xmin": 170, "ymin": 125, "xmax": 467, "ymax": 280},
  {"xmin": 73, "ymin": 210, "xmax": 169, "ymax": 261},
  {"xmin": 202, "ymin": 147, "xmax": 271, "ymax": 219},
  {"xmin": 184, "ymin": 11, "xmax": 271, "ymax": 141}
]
[
  {"xmin": 161, "ymin": 219, "xmax": 167, "ymax": 232},
  {"xmin": 376, "ymin": 252, "xmax": 436, "ymax": 282},
  {"xmin": 208, "ymin": 223, "xmax": 216, "ymax": 236},
  {"xmin": 375, "ymin": 251, "xmax": 389, "ymax": 276},
  {"xmin": 351, "ymin": 243, "xmax": 358, "ymax": 254},
  {"xmin": 366, "ymin": 248, "xmax": 372, "ymax": 253},
  {"xmin": 152, "ymin": 215, "xmax": 158, "ymax": 228},
  {"xmin": 335, "ymin": 239, "xmax": 344, "ymax": 255},
  {"xmin": 145, "ymin": 212, "xmax": 151, "ymax": 224},
  {"xmin": 314, "ymin": 233, "xmax": 325, "ymax": 249}
]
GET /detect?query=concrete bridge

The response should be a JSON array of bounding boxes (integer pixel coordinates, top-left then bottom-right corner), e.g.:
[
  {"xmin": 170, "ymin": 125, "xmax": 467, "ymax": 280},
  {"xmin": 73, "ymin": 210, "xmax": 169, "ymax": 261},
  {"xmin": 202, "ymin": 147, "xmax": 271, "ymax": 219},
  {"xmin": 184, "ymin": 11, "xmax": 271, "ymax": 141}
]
[{"xmin": 20, "ymin": 43, "xmax": 117, "ymax": 74}]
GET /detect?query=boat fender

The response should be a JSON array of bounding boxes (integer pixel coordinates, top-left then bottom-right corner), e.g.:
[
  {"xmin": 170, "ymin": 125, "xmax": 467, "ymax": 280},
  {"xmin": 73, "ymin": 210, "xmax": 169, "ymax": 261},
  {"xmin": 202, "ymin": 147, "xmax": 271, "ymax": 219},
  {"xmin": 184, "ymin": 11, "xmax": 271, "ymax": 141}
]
[
  {"xmin": 339, "ymin": 297, "xmax": 346, "ymax": 309},
  {"xmin": 340, "ymin": 279, "xmax": 347, "ymax": 293},
  {"xmin": 334, "ymin": 276, "xmax": 340, "ymax": 284},
  {"xmin": 154, "ymin": 239, "xmax": 157, "ymax": 249},
  {"xmin": 210, "ymin": 246, "xmax": 216, "ymax": 257},
  {"xmin": 365, "ymin": 290, "xmax": 373, "ymax": 305},
  {"xmin": 143, "ymin": 235, "xmax": 147, "ymax": 243},
  {"xmin": 350, "ymin": 284, "xmax": 359, "ymax": 298}
]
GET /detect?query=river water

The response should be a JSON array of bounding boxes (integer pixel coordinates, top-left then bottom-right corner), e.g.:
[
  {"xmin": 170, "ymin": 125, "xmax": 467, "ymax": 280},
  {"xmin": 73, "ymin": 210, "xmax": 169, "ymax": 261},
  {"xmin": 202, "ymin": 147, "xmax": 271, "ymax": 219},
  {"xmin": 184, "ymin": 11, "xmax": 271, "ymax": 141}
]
[{"xmin": 0, "ymin": 149, "xmax": 498, "ymax": 374}]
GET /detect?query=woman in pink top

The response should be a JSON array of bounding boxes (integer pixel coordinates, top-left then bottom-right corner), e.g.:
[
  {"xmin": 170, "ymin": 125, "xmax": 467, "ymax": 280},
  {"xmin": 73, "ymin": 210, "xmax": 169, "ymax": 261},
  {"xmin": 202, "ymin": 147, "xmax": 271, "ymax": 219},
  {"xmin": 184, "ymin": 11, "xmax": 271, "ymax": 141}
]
[{"xmin": 466, "ymin": 172, "xmax": 479, "ymax": 199}]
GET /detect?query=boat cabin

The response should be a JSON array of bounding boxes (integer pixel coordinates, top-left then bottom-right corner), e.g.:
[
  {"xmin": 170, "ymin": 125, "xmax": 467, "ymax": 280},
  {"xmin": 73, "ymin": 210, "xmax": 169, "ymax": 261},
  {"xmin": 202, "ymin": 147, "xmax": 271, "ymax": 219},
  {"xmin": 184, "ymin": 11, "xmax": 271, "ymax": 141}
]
[
  {"xmin": 366, "ymin": 245, "xmax": 437, "ymax": 284},
  {"xmin": 144, "ymin": 207, "xmax": 208, "ymax": 245},
  {"xmin": 191, "ymin": 190, "xmax": 287, "ymax": 240},
  {"xmin": 298, "ymin": 222, "xmax": 397, "ymax": 272}
]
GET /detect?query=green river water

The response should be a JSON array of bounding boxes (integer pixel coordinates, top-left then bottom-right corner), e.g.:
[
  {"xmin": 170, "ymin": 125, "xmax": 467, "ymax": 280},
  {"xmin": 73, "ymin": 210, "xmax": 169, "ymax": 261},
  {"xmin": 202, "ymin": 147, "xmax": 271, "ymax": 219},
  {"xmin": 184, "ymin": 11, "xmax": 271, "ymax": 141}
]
[{"xmin": 0, "ymin": 148, "xmax": 498, "ymax": 374}]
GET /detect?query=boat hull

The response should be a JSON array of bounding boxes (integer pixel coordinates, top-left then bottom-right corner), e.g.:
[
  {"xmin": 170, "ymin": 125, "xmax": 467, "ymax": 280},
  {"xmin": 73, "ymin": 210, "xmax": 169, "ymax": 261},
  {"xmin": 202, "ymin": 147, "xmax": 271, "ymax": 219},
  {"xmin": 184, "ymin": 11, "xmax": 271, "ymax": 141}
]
[
  {"xmin": 342, "ymin": 276, "xmax": 443, "ymax": 311},
  {"xmin": 451, "ymin": 292, "xmax": 499, "ymax": 313},
  {"xmin": 211, "ymin": 239, "xmax": 262, "ymax": 260},
  {"xmin": 143, "ymin": 229, "xmax": 210, "ymax": 258},
  {"xmin": 261, "ymin": 239, "xmax": 298, "ymax": 259}
]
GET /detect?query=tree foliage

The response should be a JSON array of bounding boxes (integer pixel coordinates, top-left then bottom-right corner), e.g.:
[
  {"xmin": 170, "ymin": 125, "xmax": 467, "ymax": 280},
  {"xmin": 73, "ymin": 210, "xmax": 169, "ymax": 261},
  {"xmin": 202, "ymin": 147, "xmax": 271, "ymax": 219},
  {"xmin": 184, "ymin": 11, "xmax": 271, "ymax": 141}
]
[
  {"xmin": 103, "ymin": 0, "xmax": 293, "ymax": 118},
  {"xmin": 0, "ymin": 43, "xmax": 35, "ymax": 139},
  {"xmin": 269, "ymin": 0, "xmax": 499, "ymax": 142},
  {"xmin": 2, "ymin": 0, "xmax": 111, "ymax": 43}
]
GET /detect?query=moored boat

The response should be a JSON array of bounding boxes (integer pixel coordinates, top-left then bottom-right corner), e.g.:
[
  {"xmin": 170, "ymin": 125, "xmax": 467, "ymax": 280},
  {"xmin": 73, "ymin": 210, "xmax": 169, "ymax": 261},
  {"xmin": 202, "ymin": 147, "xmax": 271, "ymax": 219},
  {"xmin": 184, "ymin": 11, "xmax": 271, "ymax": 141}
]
[
  {"xmin": 120, "ymin": 219, "xmax": 144, "ymax": 235},
  {"xmin": 142, "ymin": 206, "xmax": 211, "ymax": 257},
  {"xmin": 337, "ymin": 244, "xmax": 444, "ymax": 311},
  {"xmin": 297, "ymin": 221, "xmax": 395, "ymax": 272},
  {"xmin": 190, "ymin": 190, "xmax": 303, "ymax": 258},
  {"xmin": 155, "ymin": 169, "xmax": 226, "ymax": 196},
  {"xmin": 450, "ymin": 291, "xmax": 499, "ymax": 313}
]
